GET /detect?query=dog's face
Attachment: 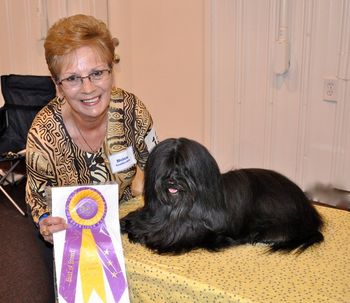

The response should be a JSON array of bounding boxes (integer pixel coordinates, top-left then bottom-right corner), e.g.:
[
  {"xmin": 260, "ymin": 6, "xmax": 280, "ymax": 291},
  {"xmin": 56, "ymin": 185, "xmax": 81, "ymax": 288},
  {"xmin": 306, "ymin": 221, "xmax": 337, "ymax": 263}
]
[
  {"xmin": 121, "ymin": 137, "xmax": 228, "ymax": 254},
  {"xmin": 144, "ymin": 138, "xmax": 223, "ymax": 209},
  {"xmin": 154, "ymin": 164, "xmax": 197, "ymax": 207}
]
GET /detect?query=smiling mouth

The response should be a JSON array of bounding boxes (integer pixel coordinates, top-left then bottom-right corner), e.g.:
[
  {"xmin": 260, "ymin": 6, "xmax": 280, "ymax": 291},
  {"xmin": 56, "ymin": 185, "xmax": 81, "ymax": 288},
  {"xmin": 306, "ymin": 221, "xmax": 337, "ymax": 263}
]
[{"xmin": 81, "ymin": 96, "xmax": 99, "ymax": 104}]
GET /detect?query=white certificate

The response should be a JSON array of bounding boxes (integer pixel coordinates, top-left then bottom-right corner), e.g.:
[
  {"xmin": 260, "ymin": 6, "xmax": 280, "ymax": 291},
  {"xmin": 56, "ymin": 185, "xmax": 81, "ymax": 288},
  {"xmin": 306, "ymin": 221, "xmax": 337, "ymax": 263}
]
[{"xmin": 52, "ymin": 183, "xmax": 129, "ymax": 303}]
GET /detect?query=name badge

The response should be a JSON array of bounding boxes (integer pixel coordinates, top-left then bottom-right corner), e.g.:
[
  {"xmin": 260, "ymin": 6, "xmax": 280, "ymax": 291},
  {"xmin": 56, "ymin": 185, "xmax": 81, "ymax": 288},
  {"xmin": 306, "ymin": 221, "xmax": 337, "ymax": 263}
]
[
  {"xmin": 145, "ymin": 127, "xmax": 158, "ymax": 152},
  {"xmin": 108, "ymin": 146, "xmax": 137, "ymax": 173}
]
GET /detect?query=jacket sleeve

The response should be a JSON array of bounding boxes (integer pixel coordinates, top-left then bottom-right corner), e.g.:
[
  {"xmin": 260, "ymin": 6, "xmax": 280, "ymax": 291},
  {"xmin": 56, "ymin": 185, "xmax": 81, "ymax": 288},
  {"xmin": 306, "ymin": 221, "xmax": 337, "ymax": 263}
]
[{"xmin": 25, "ymin": 131, "xmax": 56, "ymax": 224}]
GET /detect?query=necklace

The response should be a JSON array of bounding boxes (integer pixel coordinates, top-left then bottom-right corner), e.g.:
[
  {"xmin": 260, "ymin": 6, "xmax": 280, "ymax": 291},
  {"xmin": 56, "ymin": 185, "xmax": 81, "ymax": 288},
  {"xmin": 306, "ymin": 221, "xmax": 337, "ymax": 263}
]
[{"xmin": 75, "ymin": 120, "xmax": 107, "ymax": 154}]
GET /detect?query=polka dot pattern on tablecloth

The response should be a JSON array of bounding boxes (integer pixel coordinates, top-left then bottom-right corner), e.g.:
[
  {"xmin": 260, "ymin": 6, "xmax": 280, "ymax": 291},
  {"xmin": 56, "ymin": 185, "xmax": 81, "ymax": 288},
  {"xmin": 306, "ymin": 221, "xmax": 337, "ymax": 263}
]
[{"xmin": 120, "ymin": 197, "xmax": 350, "ymax": 303}]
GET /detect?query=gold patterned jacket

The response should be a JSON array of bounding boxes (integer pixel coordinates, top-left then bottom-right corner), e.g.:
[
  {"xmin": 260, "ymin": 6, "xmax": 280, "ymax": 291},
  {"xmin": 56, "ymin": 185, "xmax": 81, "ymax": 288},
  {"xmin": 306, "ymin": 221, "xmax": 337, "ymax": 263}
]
[{"xmin": 25, "ymin": 87, "xmax": 155, "ymax": 224}]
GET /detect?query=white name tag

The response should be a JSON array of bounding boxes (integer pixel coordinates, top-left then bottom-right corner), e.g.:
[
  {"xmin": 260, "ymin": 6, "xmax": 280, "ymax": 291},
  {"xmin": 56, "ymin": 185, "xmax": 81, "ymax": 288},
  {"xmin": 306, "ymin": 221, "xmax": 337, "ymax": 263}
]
[
  {"xmin": 145, "ymin": 127, "xmax": 158, "ymax": 152},
  {"xmin": 108, "ymin": 146, "xmax": 137, "ymax": 173}
]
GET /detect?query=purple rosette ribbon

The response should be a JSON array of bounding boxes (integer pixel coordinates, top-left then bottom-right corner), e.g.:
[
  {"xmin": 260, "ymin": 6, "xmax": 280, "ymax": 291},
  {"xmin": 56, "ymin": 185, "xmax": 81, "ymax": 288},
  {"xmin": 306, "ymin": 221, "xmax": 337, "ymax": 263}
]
[{"xmin": 59, "ymin": 187, "xmax": 127, "ymax": 303}]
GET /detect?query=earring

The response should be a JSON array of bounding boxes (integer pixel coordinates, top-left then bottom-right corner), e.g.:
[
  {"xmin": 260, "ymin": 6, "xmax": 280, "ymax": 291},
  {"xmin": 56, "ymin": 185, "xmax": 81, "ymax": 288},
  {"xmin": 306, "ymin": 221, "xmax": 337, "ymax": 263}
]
[
  {"xmin": 57, "ymin": 96, "xmax": 65, "ymax": 103},
  {"xmin": 112, "ymin": 37, "xmax": 120, "ymax": 64},
  {"xmin": 114, "ymin": 54, "xmax": 120, "ymax": 64}
]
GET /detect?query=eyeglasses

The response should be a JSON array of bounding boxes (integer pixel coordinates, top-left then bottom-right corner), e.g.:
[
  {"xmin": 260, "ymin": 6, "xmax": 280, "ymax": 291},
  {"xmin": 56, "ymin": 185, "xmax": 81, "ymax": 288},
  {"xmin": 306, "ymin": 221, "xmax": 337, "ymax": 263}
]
[{"xmin": 57, "ymin": 69, "xmax": 111, "ymax": 89}]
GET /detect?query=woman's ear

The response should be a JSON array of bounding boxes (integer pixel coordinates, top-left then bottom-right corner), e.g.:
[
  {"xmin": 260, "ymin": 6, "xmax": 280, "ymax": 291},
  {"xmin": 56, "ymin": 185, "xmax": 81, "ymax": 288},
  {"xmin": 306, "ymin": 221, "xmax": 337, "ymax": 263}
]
[
  {"xmin": 52, "ymin": 77, "xmax": 64, "ymax": 100},
  {"xmin": 55, "ymin": 83, "xmax": 65, "ymax": 101}
]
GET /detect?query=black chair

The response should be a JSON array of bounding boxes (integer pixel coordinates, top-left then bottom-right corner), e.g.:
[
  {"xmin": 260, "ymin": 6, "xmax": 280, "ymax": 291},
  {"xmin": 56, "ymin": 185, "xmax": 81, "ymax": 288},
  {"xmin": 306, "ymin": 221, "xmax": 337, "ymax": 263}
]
[{"xmin": 0, "ymin": 74, "xmax": 56, "ymax": 215}]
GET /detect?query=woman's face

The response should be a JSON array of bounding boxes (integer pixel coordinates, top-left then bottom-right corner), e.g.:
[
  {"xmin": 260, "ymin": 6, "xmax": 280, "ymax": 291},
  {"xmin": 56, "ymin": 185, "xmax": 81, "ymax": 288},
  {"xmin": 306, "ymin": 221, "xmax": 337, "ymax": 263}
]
[{"xmin": 57, "ymin": 46, "xmax": 113, "ymax": 121}]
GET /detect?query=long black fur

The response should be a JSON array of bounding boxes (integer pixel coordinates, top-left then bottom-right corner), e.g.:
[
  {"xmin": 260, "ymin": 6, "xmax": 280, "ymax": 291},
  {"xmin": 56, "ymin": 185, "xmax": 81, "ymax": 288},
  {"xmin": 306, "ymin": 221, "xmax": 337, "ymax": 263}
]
[{"xmin": 120, "ymin": 138, "xmax": 324, "ymax": 254}]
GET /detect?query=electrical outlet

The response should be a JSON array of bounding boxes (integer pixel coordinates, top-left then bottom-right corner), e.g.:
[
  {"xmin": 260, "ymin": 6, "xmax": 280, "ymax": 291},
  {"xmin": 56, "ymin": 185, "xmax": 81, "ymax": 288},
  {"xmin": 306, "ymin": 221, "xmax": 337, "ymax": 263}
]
[{"xmin": 323, "ymin": 78, "xmax": 338, "ymax": 102}]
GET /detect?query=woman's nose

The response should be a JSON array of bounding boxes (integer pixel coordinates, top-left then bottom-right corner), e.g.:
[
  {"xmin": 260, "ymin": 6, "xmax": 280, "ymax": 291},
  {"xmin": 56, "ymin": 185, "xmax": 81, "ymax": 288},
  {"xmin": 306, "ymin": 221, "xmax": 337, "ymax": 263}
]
[{"xmin": 79, "ymin": 76, "xmax": 96, "ymax": 92}]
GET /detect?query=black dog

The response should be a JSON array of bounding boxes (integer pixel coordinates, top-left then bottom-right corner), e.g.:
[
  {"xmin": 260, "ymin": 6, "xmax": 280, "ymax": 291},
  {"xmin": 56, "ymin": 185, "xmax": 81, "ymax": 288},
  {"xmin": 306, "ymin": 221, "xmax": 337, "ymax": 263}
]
[{"xmin": 121, "ymin": 138, "xmax": 324, "ymax": 254}]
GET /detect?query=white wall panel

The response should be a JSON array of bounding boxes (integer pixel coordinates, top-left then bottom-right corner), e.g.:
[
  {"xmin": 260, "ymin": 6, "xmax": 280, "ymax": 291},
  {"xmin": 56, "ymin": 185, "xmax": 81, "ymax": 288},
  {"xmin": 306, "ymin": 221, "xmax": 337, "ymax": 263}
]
[
  {"xmin": 271, "ymin": 0, "xmax": 314, "ymax": 181},
  {"xmin": 65, "ymin": 0, "xmax": 108, "ymax": 23},
  {"xmin": 238, "ymin": 0, "xmax": 275, "ymax": 169},
  {"xmin": 212, "ymin": 0, "xmax": 350, "ymax": 190},
  {"xmin": 212, "ymin": 0, "xmax": 279, "ymax": 172},
  {"xmin": 0, "ymin": 0, "xmax": 48, "ymax": 76},
  {"xmin": 333, "ymin": 0, "xmax": 350, "ymax": 190},
  {"xmin": 210, "ymin": 0, "xmax": 236, "ymax": 171},
  {"xmin": 300, "ymin": 0, "xmax": 341, "ymax": 188}
]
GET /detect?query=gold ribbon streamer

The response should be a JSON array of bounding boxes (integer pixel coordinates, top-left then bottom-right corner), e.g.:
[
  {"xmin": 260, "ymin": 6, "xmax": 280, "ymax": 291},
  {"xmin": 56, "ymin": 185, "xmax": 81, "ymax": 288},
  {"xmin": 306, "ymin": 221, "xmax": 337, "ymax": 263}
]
[{"xmin": 79, "ymin": 228, "xmax": 107, "ymax": 303}]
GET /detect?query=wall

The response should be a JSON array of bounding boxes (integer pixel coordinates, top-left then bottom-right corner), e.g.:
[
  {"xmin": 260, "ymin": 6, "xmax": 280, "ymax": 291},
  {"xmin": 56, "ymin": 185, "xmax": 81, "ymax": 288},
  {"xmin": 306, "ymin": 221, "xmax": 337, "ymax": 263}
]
[
  {"xmin": 108, "ymin": 0, "xmax": 210, "ymax": 143},
  {"xmin": 1, "ymin": 0, "xmax": 350, "ymax": 191},
  {"xmin": 0, "ymin": 0, "xmax": 108, "ymax": 77},
  {"xmin": 210, "ymin": 0, "xmax": 350, "ymax": 191},
  {"xmin": 0, "ymin": 0, "xmax": 108, "ymax": 105}
]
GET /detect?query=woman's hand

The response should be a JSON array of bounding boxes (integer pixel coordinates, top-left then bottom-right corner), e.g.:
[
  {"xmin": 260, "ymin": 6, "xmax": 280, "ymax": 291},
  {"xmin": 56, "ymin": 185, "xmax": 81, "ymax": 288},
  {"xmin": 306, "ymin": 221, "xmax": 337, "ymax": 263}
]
[{"xmin": 39, "ymin": 216, "xmax": 68, "ymax": 244}]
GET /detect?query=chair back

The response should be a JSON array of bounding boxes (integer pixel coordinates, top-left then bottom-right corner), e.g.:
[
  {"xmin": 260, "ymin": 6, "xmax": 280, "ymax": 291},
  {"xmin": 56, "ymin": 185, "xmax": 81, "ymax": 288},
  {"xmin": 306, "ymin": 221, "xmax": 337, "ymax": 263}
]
[
  {"xmin": 0, "ymin": 74, "xmax": 56, "ymax": 154},
  {"xmin": 0, "ymin": 107, "xmax": 8, "ymax": 137}
]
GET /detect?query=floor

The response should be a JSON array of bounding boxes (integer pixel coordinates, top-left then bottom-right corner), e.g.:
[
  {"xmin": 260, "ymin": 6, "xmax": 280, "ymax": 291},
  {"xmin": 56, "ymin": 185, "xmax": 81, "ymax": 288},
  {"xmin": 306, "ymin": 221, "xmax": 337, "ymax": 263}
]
[{"xmin": 0, "ymin": 179, "xmax": 55, "ymax": 303}]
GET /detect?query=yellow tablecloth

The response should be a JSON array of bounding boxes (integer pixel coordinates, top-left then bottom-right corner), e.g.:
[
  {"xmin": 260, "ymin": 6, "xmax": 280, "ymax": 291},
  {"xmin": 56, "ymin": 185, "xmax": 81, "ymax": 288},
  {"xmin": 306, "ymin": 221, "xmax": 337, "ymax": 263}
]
[{"xmin": 120, "ymin": 197, "xmax": 350, "ymax": 303}]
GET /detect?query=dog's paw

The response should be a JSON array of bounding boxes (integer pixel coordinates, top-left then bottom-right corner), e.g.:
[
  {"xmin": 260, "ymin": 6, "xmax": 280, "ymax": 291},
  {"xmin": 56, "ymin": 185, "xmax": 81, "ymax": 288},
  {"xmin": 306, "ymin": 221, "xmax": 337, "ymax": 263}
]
[
  {"xmin": 120, "ymin": 218, "xmax": 148, "ymax": 245},
  {"xmin": 127, "ymin": 232, "xmax": 145, "ymax": 244},
  {"xmin": 119, "ymin": 218, "xmax": 127, "ymax": 233}
]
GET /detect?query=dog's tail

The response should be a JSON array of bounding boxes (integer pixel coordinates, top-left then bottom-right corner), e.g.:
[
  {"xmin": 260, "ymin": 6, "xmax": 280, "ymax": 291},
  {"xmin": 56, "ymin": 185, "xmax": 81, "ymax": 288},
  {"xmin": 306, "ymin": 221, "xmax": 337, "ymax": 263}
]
[{"xmin": 268, "ymin": 230, "xmax": 324, "ymax": 253}]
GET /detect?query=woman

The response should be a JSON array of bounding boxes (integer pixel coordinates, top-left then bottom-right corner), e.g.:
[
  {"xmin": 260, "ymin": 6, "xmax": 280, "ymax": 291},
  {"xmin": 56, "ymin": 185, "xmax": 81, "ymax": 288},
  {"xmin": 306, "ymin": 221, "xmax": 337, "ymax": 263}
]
[{"xmin": 25, "ymin": 14, "xmax": 157, "ymax": 244}]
